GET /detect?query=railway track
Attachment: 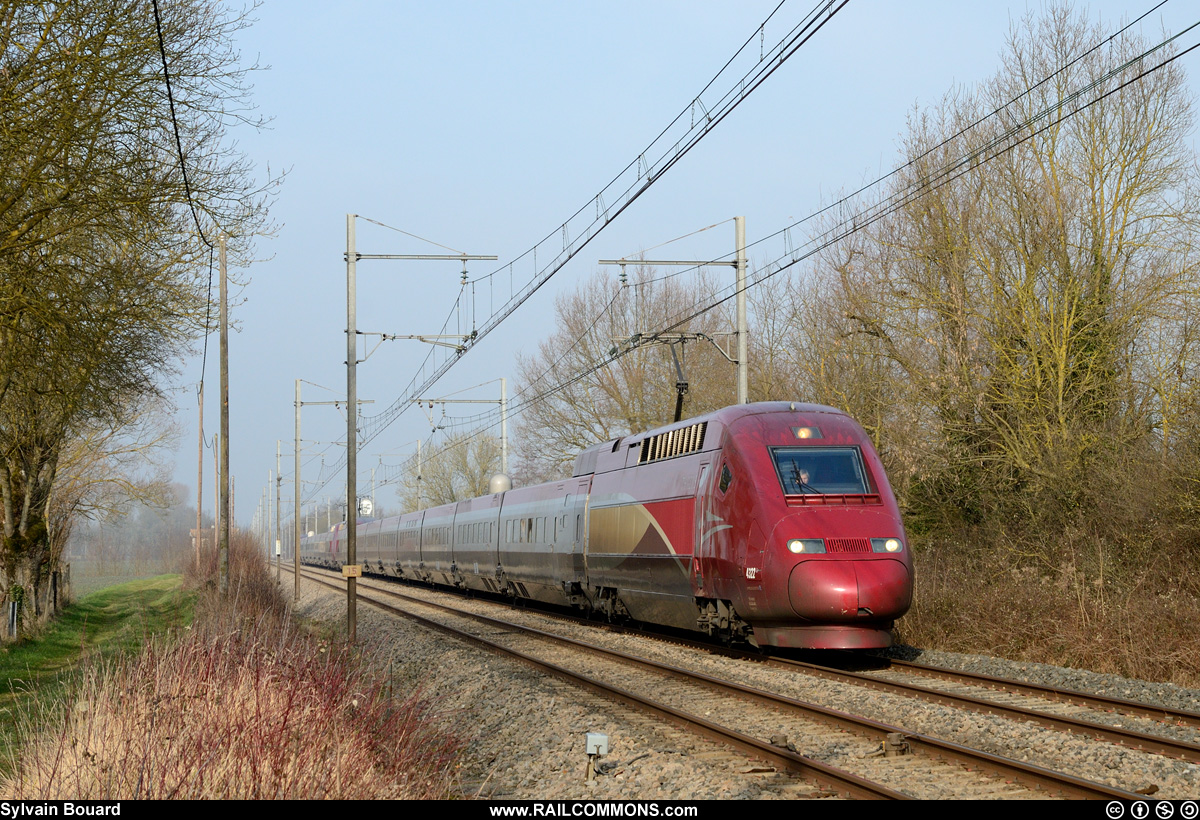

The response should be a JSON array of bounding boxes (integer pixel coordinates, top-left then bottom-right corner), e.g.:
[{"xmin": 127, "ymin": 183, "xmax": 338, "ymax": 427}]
[
  {"xmin": 872, "ymin": 657, "xmax": 1200, "ymax": 731},
  {"xmin": 797, "ymin": 656, "xmax": 1200, "ymax": 762},
  {"xmin": 295, "ymin": 565, "xmax": 1163, "ymax": 800},
  {"xmin": 360, "ymin": 568, "xmax": 1200, "ymax": 765},
  {"xmin": 300, "ymin": 567, "xmax": 901, "ymax": 799}
]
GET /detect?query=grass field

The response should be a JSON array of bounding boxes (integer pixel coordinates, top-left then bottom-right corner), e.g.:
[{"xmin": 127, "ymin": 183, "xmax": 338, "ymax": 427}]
[
  {"xmin": 1, "ymin": 541, "xmax": 463, "ymax": 799},
  {"xmin": 0, "ymin": 575, "xmax": 194, "ymax": 768},
  {"xmin": 67, "ymin": 557, "xmax": 180, "ymax": 599}
]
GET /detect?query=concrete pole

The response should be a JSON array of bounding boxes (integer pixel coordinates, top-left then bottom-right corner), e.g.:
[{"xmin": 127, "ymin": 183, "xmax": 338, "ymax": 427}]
[
  {"xmin": 501, "ymin": 377, "xmax": 508, "ymax": 474},
  {"xmin": 345, "ymin": 213, "xmax": 358, "ymax": 644},
  {"xmin": 266, "ymin": 473, "xmax": 272, "ymax": 560},
  {"xmin": 735, "ymin": 216, "xmax": 748, "ymax": 405},
  {"xmin": 276, "ymin": 440, "xmax": 282, "ymax": 584},
  {"xmin": 294, "ymin": 379, "xmax": 301, "ymax": 601}
]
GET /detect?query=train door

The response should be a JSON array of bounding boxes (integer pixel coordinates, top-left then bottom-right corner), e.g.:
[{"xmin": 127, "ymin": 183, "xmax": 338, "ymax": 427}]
[
  {"xmin": 567, "ymin": 477, "xmax": 591, "ymax": 601},
  {"xmin": 692, "ymin": 460, "xmax": 714, "ymax": 595},
  {"xmin": 575, "ymin": 476, "xmax": 591, "ymax": 581}
]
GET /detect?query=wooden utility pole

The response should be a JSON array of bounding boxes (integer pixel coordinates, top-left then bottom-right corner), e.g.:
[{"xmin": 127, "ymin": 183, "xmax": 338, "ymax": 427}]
[
  {"xmin": 219, "ymin": 235, "xmax": 229, "ymax": 596},
  {"xmin": 213, "ymin": 433, "xmax": 219, "ymax": 551},
  {"xmin": 195, "ymin": 384, "xmax": 203, "ymax": 567}
]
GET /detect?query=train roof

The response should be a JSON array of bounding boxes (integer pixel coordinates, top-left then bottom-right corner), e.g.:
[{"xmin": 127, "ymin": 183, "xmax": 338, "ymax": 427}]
[{"xmin": 571, "ymin": 401, "xmax": 850, "ymax": 476}]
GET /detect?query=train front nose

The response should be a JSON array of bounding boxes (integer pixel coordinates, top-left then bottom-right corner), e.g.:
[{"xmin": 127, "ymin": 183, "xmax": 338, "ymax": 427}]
[{"xmin": 788, "ymin": 558, "xmax": 912, "ymax": 621}]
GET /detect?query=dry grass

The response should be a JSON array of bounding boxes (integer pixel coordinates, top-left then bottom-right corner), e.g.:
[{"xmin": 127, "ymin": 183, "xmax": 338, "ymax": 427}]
[
  {"xmin": 897, "ymin": 535, "xmax": 1200, "ymax": 687},
  {"xmin": 1, "ymin": 532, "xmax": 464, "ymax": 799},
  {"xmin": 896, "ymin": 448, "xmax": 1200, "ymax": 688}
]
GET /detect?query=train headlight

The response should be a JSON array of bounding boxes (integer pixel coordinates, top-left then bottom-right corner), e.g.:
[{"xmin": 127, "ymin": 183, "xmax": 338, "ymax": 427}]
[
  {"xmin": 870, "ymin": 537, "xmax": 903, "ymax": 553},
  {"xmin": 787, "ymin": 538, "xmax": 825, "ymax": 554}
]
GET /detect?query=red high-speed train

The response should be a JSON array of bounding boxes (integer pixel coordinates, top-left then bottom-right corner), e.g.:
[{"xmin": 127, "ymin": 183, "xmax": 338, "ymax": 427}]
[{"xmin": 301, "ymin": 402, "xmax": 913, "ymax": 649}]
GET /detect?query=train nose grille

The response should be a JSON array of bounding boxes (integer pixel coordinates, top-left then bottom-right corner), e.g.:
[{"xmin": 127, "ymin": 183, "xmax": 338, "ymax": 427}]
[{"xmin": 825, "ymin": 538, "xmax": 872, "ymax": 553}]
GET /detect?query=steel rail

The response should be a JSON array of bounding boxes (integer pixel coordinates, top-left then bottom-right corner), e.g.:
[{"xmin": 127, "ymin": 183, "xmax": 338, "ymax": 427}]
[
  {"xmin": 759, "ymin": 655, "xmax": 1200, "ymax": 763},
  {"xmin": 390, "ymin": 574, "xmax": 1200, "ymax": 762},
  {"xmin": 581, "ymin": 622, "xmax": 1200, "ymax": 746},
  {"xmin": 885, "ymin": 658, "xmax": 1200, "ymax": 729},
  {"xmin": 616, "ymin": 627, "xmax": 1200, "ymax": 763},
  {"xmin": 302, "ymin": 566, "xmax": 1142, "ymax": 800},
  {"xmin": 300, "ymin": 561, "xmax": 1200, "ymax": 764},
  {"xmin": 299, "ymin": 569, "xmax": 904, "ymax": 800}
]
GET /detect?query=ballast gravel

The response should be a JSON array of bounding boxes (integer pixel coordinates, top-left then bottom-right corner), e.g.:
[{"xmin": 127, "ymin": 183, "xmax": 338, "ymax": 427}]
[{"xmin": 293, "ymin": 576, "xmax": 1200, "ymax": 800}]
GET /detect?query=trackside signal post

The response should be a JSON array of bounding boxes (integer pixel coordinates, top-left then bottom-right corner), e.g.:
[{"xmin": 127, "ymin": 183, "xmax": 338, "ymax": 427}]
[{"xmin": 344, "ymin": 213, "xmax": 496, "ymax": 644}]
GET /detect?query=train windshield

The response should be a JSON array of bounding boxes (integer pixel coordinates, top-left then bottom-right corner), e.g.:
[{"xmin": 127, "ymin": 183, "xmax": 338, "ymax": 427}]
[{"xmin": 771, "ymin": 447, "xmax": 869, "ymax": 495}]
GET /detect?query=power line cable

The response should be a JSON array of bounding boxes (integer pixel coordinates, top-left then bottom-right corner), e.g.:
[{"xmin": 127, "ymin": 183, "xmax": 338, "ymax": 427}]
[
  {"xmin": 608, "ymin": 0, "xmax": 1182, "ymax": 298},
  {"xmin": 656, "ymin": 20, "xmax": 1200, "ymax": 342},
  {"xmin": 353, "ymin": 0, "xmax": 842, "ymax": 431},
  {"xmin": 151, "ymin": 0, "xmax": 218, "ymax": 398},
  {"xmin": 391, "ymin": 12, "xmax": 1200, "ymax": 478},
  {"xmin": 336, "ymin": 4, "xmax": 1194, "ymax": 496},
  {"xmin": 303, "ymin": 1, "xmax": 850, "ymax": 500}
]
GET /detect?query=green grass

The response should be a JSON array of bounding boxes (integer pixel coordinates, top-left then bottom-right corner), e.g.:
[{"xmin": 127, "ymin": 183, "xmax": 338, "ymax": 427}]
[{"xmin": 0, "ymin": 575, "xmax": 195, "ymax": 765}]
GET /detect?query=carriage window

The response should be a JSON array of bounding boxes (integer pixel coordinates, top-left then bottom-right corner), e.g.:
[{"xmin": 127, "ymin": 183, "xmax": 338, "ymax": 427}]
[
  {"xmin": 771, "ymin": 447, "xmax": 868, "ymax": 495},
  {"xmin": 718, "ymin": 463, "xmax": 733, "ymax": 494}
]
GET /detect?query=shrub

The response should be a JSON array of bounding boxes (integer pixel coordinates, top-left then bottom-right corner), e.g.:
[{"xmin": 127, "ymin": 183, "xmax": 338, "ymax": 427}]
[{"xmin": 2, "ymin": 533, "xmax": 463, "ymax": 799}]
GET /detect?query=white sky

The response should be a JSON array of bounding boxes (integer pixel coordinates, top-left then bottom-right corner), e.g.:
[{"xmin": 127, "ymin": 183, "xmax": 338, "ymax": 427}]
[{"xmin": 165, "ymin": 1, "xmax": 1200, "ymax": 527}]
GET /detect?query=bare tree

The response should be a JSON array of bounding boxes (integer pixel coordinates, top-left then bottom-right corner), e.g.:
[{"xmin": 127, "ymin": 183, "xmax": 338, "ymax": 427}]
[
  {"xmin": 511, "ymin": 265, "xmax": 739, "ymax": 483},
  {"xmin": 395, "ymin": 432, "xmax": 502, "ymax": 512},
  {"xmin": 793, "ymin": 6, "xmax": 1200, "ymax": 533},
  {"xmin": 0, "ymin": 1, "xmax": 278, "ymax": 624},
  {"xmin": 47, "ymin": 396, "xmax": 180, "ymax": 564}
]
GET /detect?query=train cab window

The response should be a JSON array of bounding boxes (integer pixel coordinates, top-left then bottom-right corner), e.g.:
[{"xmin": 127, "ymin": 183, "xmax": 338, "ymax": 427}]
[
  {"xmin": 718, "ymin": 463, "xmax": 733, "ymax": 494},
  {"xmin": 772, "ymin": 447, "xmax": 869, "ymax": 495}
]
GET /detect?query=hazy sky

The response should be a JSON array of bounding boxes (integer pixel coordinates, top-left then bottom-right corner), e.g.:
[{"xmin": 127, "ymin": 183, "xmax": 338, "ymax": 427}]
[{"xmin": 166, "ymin": 1, "xmax": 1200, "ymax": 528}]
